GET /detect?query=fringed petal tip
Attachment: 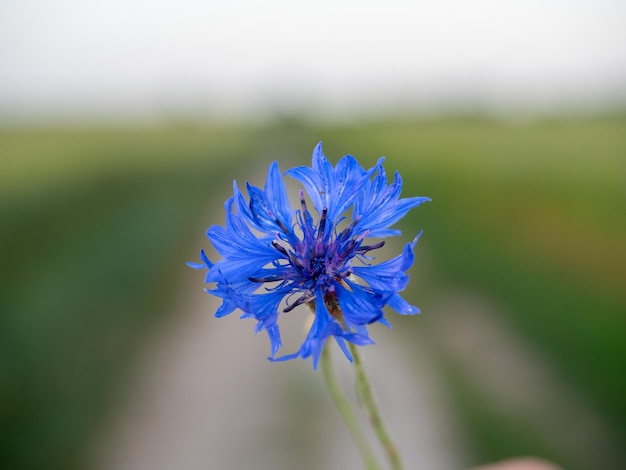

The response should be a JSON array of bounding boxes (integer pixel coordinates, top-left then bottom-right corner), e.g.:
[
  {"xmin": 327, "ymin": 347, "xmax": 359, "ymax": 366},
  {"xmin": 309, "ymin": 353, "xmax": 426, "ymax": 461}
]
[
  {"xmin": 312, "ymin": 141, "xmax": 324, "ymax": 157},
  {"xmin": 268, "ymin": 351, "xmax": 300, "ymax": 363},
  {"xmin": 186, "ymin": 261, "xmax": 205, "ymax": 269},
  {"xmin": 186, "ymin": 249, "xmax": 213, "ymax": 270},
  {"xmin": 389, "ymin": 293, "xmax": 421, "ymax": 315},
  {"xmin": 412, "ymin": 230, "xmax": 424, "ymax": 246}
]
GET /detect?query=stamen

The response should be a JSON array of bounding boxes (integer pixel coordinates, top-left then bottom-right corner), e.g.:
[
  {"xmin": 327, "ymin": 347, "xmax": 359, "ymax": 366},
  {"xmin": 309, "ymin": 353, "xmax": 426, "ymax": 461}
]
[
  {"xmin": 272, "ymin": 241, "xmax": 290, "ymax": 257},
  {"xmin": 299, "ymin": 189, "xmax": 307, "ymax": 212},
  {"xmin": 273, "ymin": 240, "xmax": 303, "ymax": 270},
  {"xmin": 317, "ymin": 207, "xmax": 328, "ymax": 239},
  {"xmin": 358, "ymin": 240, "xmax": 385, "ymax": 252},
  {"xmin": 249, "ymin": 274, "xmax": 287, "ymax": 283},
  {"xmin": 338, "ymin": 215, "xmax": 362, "ymax": 240},
  {"xmin": 275, "ymin": 218, "xmax": 289, "ymax": 234},
  {"xmin": 283, "ymin": 292, "xmax": 314, "ymax": 312},
  {"xmin": 266, "ymin": 209, "xmax": 289, "ymax": 234},
  {"xmin": 355, "ymin": 229, "xmax": 370, "ymax": 244}
]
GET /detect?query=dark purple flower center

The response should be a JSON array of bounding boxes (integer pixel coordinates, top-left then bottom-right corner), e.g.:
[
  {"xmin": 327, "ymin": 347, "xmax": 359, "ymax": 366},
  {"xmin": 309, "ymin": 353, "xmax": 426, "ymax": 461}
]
[{"xmin": 250, "ymin": 189, "xmax": 385, "ymax": 313}]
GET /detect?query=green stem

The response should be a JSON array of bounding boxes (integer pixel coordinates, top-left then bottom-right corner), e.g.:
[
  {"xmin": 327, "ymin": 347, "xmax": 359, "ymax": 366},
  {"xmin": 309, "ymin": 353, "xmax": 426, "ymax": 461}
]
[
  {"xmin": 349, "ymin": 343, "xmax": 404, "ymax": 470},
  {"xmin": 320, "ymin": 345, "xmax": 381, "ymax": 470}
]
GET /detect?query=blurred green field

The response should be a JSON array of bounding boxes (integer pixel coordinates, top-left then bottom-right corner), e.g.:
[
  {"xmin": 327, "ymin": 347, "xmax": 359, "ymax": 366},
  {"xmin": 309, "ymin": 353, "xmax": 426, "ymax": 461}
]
[{"xmin": 1, "ymin": 116, "xmax": 625, "ymax": 470}]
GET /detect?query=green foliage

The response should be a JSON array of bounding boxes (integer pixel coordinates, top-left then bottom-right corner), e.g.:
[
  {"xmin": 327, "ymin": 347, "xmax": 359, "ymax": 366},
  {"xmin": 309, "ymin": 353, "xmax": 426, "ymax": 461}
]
[{"xmin": 0, "ymin": 126, "xmax": 257, "ymax": 470}]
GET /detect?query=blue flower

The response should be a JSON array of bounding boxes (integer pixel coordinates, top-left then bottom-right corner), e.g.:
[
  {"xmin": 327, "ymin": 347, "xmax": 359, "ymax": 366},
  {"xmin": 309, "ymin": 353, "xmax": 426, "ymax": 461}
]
[{"xmin": 188, "ymin": 143, "xmax": 430, "ymax": 368}]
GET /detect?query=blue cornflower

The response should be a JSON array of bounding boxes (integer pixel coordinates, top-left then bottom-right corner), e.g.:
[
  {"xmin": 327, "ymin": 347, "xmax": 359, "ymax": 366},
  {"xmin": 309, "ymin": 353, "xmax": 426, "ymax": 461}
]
[{"xmin": 188, "ymin": 143, "xmax": 430, "ymax": 368}]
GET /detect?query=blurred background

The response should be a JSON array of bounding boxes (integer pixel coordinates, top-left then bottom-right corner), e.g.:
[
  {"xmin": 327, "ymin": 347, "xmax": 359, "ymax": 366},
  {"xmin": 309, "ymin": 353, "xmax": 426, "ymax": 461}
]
[{"xmin": 1, "ymin": 1, "xmax": 625, "ymax": 469}]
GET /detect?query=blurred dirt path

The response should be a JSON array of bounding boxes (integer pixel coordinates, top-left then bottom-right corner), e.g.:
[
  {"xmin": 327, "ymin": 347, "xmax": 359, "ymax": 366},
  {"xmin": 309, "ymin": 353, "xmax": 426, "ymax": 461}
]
[
  {"xmin": 86, "ymin": 264, "xmax": 460, "ymax": 470},
  {"xmin": 85, "ymin": 273, "xmax": 623, "ymax": 470}
]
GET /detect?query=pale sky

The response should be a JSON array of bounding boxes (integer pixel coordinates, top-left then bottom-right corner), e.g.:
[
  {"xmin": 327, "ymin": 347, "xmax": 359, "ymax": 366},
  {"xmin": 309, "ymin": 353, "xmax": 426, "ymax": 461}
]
[{"xmin": 1, "ymin": 0, "xmax": 625, "ymax": 121}]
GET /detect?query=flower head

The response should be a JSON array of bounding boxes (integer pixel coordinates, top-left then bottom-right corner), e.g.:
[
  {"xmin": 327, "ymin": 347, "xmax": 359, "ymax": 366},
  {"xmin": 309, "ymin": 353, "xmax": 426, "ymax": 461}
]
[{"xmin": 188, "ymin": 143, "xmax": 430, "ymax": 368}]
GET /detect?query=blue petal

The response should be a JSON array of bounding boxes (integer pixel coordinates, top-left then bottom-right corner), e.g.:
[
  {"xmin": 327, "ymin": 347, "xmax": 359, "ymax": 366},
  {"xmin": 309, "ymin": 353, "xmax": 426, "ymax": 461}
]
[
  {"xmin": 352, "ymin": 241, "xmax": 414, "ymax": 291},
  {"xmin": 305, "ymin": 293, "xmax": 335, "ymax": 369},
  {"xmin": 269, "ymin": 350, "xmax": 301, "ymax": 363},
  {"xmin": 388, "ymin": 293, "xmax": 420, "ymax": 315},
  {"xmin": 328, "ymin": 154, "xmax": 368, "ymax": 221},
  {"xmin": 247, "ymin": 183, "xmax": 279, "ymax": 232},
  {"xmin": 214, "ymin": 298, "xmax": 237, "ymax": 318},
  {"xmin": 237, "ymin": 290, "xmax": 286, "ymax": 322},
  {"xmin": 336, "ymin": 282, "xmax": 388, "ymax": 325},
  {"xmin": 334, "ymin": 336, "xmax": 353, "ymax": 362},
  {"xmin": 266, "ymin": 324, "xmax": 283, "ymax": 357},
  {"xmin": 366, "ymin": 228, "xmax": 402, "ymax": 238},
  {"xmin": 332, "ymin": 332, "xmax": 375, "ymax": 363},
  {"xmin": 232, "ymin": 180, "xmax": 259, "ymax": 229},
  {"xmin": 186, "ymin": 261, "xmax": 206, "ymax": 269},
  {"xmin": 199, "ymin": 249, "xmax": 213, "ymax": 268},
  {"xmin": 187, "ymin": 248, "xmax": 212, "ymax": 269},
  {"xmin": 285, "ymin": 166, "xmax": 325, "ymax": 214},
  {"xmin": 264, "ymin": 161, "xmax": 293, "ymax": 230},
  {"xmin": 352, "ymin": 163, "xmax": 431, "ymax": 236},
  {"xmin": 273, "ymin": 287, "xmax": 336, "ymax": 369},
  {"xmin": 377, "ymin": 316, "xmax": 393, "ymax": 329},
  {"xmin": 205, "ymin": 206, "xmax": 279, "ymax": 279},
  {"xmin": 287, "ymin": 143, "xmax": 370, "ymax": 225},
  {"xmin": 367, "ymin": 196, "xmax": 431, "ymax": 236},
  {"xmin": 341, "ymin": 331, "xmax": 375, "ymax": 346},
  {"xmin": 312, "ymin": 142, "xmax": 334, "ymax": 205}
]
